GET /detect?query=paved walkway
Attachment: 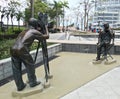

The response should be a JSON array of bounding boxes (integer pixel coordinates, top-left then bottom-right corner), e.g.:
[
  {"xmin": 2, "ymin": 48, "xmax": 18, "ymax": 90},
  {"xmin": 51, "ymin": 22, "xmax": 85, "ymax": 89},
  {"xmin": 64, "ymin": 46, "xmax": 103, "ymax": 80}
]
[
  {"xmin": 60, "ymin": 65, "xmax": 120, "ymax": 99},
  {"xmin": 49, "ymin": 32, "xmax": 120, "ymax": 99},
  {"xmin": 0, "ymin": 52, "xmax": 120, "ymax": 99},
  {"xmin": 1, "ymin": 32, "xmax": 120, "ymax": 99},
  {"xmin": 49, "ymin": 32, "xmax": 120, "ymax": 45}
]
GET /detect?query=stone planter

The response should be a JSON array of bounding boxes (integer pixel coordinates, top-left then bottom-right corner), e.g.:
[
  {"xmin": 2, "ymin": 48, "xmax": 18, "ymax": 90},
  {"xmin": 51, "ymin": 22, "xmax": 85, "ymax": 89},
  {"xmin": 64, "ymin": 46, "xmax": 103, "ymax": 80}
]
[{"xmin": 0, "ymin": 44, "xmax": 62, "ymax": 82}]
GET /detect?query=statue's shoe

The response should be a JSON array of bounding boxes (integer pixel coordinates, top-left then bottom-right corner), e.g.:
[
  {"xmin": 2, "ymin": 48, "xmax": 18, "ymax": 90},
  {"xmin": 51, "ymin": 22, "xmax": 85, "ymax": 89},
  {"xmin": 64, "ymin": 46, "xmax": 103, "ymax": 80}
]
[
  {"xmin": 30, "ymin": 81, "xmax": 41, "ymax": 87},
  {"xmin": 92, "ymin": 59, "xmax": 102, "ymax": 64},
  {"xmin": 17, "ymin": 84, "xmax": 26, "ymax": 91}
]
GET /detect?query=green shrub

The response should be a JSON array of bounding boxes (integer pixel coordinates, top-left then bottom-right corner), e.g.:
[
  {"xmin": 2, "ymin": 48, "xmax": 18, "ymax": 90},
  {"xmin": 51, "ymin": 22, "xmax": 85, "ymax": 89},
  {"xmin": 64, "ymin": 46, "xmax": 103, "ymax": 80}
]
[
  {"xmin": 0, "ymin": 39, "xmax": 54, "ymax": 60},
  {"xmin": 7, "ymin": 27, "xmax": 25, "ymax": 34},
  {"xmin": 0, "ymin": 39, "xmax": 15, "ymax": 59},
  {"xmin": 0, "ymin": 26, "xmax": 25, "ymax": 34},
  {"xmin": 0, "ymin": 27, "xmax": 26, "ymax": 40}
]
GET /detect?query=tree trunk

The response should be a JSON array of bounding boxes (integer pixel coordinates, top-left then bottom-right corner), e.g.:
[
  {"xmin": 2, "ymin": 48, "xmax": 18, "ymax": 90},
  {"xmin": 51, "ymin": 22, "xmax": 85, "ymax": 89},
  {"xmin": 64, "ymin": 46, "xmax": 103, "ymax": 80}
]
[
  {"xmin": 11, "ymin": 18, "xmax": 14, "ymax": 31},
  {"xmin": 18, "ymin": 20, "xmax": 20, "ymax": 31},
  {"xmin": 84, "ymin": 4, "xmax": 87, "ymax": 31},
  {"xmin": 56, "ymin": 9, "xmax": 58, "ymax": 29},
  {"xmin": 7, "ymin": 17, "xmax": 9, "ymax": 29},
  {"xmin": 86, "ymin": 13, "xmax": 88, "ymax": 31}
]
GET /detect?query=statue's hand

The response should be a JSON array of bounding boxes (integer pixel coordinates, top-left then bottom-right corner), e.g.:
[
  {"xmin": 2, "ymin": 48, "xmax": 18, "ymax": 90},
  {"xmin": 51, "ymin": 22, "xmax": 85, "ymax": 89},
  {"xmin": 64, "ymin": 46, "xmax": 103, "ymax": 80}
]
[{"xmin": 43, "ymin": 35, "xmax": 49, "ymax": 39}]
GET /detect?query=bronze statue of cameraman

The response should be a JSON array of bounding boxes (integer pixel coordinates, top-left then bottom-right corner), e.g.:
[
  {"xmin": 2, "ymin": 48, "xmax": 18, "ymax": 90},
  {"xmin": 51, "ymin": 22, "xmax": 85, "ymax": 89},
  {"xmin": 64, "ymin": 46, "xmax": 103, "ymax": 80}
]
[{"xmin": 10, "ymin": 13, "xmax": 50, "ymax": 91}]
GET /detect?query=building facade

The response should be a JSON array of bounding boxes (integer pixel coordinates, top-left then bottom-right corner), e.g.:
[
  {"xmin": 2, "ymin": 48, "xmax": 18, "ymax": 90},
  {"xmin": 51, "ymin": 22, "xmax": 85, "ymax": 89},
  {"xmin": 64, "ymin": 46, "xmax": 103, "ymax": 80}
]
[{"xmin": 93, "ymin": 0, "xmax": 120, "ymax": 28}]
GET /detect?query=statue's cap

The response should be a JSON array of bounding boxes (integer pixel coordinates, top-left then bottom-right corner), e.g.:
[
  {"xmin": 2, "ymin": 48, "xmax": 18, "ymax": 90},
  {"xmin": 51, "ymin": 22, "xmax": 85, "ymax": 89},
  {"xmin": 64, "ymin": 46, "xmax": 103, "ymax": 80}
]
[
  {"xmin": 103, "ymin": 23, "xmax": 109, "ymax": 29},
  {"xmin": 28, "ymin": 18, "xmax": 38, "ymax": 28}
]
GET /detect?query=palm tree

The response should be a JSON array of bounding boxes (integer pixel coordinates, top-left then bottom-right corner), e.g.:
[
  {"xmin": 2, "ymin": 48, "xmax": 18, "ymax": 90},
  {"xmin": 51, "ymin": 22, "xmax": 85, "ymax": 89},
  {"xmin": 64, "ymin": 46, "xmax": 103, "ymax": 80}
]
[
  {"xmin": 10, "ymin": 8, "xmax": 16, "ymax": 31},
  {"xmin": 0, "ymin": 7, "xmax": 6, "ymax": 32},
  {"xmin": 5, "ymin": 9, "xmax": 11, "ymax": 29},
  {"xmin": 52, "ymin": 1, "xmax": 63, "ymax": 28},
  {"xmin": 8, "ymin": 0, "xmax": 20, "ymax": 31},
  {"xmin": 50, "ymin": 0, "xmax": 69, "ymax": 29},
  {"xmin": 15, "ymin": 11, "xmax": 23, "ymax": 30},
  {"xmin": 24, "ymin": 0, "xmax": 48, "ymax": 23},
  {"xmin": 34, "ymin": 0, "xmax": 48, "ymax": 17}
]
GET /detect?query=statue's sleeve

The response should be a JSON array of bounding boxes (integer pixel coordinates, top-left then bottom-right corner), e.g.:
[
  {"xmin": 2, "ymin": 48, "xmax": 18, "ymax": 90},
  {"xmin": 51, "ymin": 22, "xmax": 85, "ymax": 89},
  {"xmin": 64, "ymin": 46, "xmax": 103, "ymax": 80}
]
[
  {"xmin": 33, "ymin": 30, "xmax": 43, "ymax": 40},
  {"xmin": 110, "ymin": 30, "xmax": 115, "ymax": 43},
  {"xmin": 98, "ymin": 32, "xmax": 102, "ymax": 43}
]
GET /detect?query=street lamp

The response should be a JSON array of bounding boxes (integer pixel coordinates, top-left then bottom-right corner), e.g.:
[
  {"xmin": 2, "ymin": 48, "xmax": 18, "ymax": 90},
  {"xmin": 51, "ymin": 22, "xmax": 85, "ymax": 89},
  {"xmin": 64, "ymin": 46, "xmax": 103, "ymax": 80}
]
[
  {"xmin": 62, "ymin": 7, "xmax": 65, "ymax": 32},
  {"xmin": 30, "ymin": 0, "xmax": 34, "ymax": 18}
]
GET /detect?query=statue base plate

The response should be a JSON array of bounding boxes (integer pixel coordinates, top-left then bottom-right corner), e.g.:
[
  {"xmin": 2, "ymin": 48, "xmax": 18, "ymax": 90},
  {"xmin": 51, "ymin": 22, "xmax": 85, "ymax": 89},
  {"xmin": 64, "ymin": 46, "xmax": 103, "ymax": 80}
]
[
  {"xmin": 44, "ymin": 81, "xmax": 50, "ymax": 88},
  {"xmin": 92, "ymin": 58, "xmax": 116, "ymax": 65},
  {"xmin": 92, "ymin": 60, "xmax": 102, "ymax": 64},
  {"xmin": 12, "ymin": 83, "xmax": 43, "ymax": 98},
  {"xmin": 104, "ymin": 59, "xmax": 117, "ymax": 65}
]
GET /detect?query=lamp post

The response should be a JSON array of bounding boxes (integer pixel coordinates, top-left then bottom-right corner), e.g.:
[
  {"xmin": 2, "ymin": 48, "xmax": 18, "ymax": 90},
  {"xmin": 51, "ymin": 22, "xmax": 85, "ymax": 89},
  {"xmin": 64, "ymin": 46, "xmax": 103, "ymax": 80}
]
[
  {"xmin": 62, "ymin": 7, "xmax": 65, "ymax": 32},
  {"xmin": 30, "ymin": 0, "xmax": 34, "ymax": 18}
]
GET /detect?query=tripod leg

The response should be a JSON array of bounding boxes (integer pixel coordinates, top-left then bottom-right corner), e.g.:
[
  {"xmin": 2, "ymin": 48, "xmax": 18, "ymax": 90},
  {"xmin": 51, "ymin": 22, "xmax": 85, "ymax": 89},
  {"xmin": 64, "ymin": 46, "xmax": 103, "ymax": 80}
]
[
  {"xmin": 107, "ymin": 44, "xmax": 114, "ymax": 59},
  {"xmin": 108, "ymin": 52, "xmax": 113, "ymax": 59},
  {"xmin": 34, "ymin": 41, "xmax": 41, "ymax": 63},
  {"xmin": 41, "ymin": 39, "xmax": 49, "ymax": 82},
  {"xmin": 43, "ymin": 40, "xmax": 50, "ymax": 73}
]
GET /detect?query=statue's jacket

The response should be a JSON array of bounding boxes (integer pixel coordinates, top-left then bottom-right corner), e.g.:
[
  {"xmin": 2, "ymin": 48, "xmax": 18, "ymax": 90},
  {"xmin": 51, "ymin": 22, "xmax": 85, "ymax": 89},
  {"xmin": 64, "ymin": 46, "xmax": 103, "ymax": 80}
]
[
  {"xmin": 98, "ymin": 30, "xmax": 113, "ymax": 45},
  {"xmin": 10, "ymin": 29, "xmax": 42, "ymax": 56}
]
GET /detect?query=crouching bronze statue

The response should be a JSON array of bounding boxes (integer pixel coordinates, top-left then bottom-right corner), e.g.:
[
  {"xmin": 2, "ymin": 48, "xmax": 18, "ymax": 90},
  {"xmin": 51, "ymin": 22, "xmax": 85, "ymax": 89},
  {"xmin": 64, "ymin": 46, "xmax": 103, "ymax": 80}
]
[{"xmin": 96, "ymin": 23, "xmax": 114, "ymax": 61}]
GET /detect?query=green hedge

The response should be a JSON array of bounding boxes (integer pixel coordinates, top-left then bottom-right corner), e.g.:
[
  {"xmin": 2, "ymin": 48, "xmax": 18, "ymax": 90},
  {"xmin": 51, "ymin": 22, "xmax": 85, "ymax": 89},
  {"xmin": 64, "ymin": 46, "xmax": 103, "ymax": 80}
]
[
  {"xmin": 0, "ymin": 26, "xmax": 25, "ymax": 35},
  {"xmin": 0, "ymin": 39, "xmax": 54, "ymax": 60},
  {"xmin": 0, "ymin": 39, "xmax": 15, "ymax": 59},
  {"xmin": 0, "ymin": 27, "xmax": 25, "ymax": 40}
]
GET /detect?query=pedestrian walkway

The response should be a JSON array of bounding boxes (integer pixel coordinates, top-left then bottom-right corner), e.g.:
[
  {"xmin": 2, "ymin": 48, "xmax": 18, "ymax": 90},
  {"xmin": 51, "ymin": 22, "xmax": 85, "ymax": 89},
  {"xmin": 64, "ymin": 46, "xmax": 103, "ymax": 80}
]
[
  {"xmin": 0, "ymin": 52, "xmax": 120, "ymax": 99},
  {"xmin": 60, "ymin": 65, "xmax": 120, "ymax": 99},
  {"xmin": 49, "ymin": 32, "xmax": 120, "ymax": 43}
]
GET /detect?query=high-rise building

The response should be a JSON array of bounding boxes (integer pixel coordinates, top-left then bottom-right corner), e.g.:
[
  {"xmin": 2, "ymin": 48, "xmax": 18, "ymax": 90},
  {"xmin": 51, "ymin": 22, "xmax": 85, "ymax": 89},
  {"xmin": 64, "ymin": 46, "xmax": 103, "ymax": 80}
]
[{"xmin": 93, "ymin": 0, "xmax": 120, "ymax": 28}]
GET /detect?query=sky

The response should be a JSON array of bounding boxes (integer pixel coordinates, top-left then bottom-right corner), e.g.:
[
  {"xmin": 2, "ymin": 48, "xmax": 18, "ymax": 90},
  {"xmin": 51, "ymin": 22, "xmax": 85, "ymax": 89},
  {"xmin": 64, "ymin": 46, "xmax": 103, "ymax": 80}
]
[
  {"xmin": 48, "ymin": 0, "xmax": 81, "ymax": 7},
  {"xmin": 48, "ymin": 0, "xmax": 82, "ymax": 15}
]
